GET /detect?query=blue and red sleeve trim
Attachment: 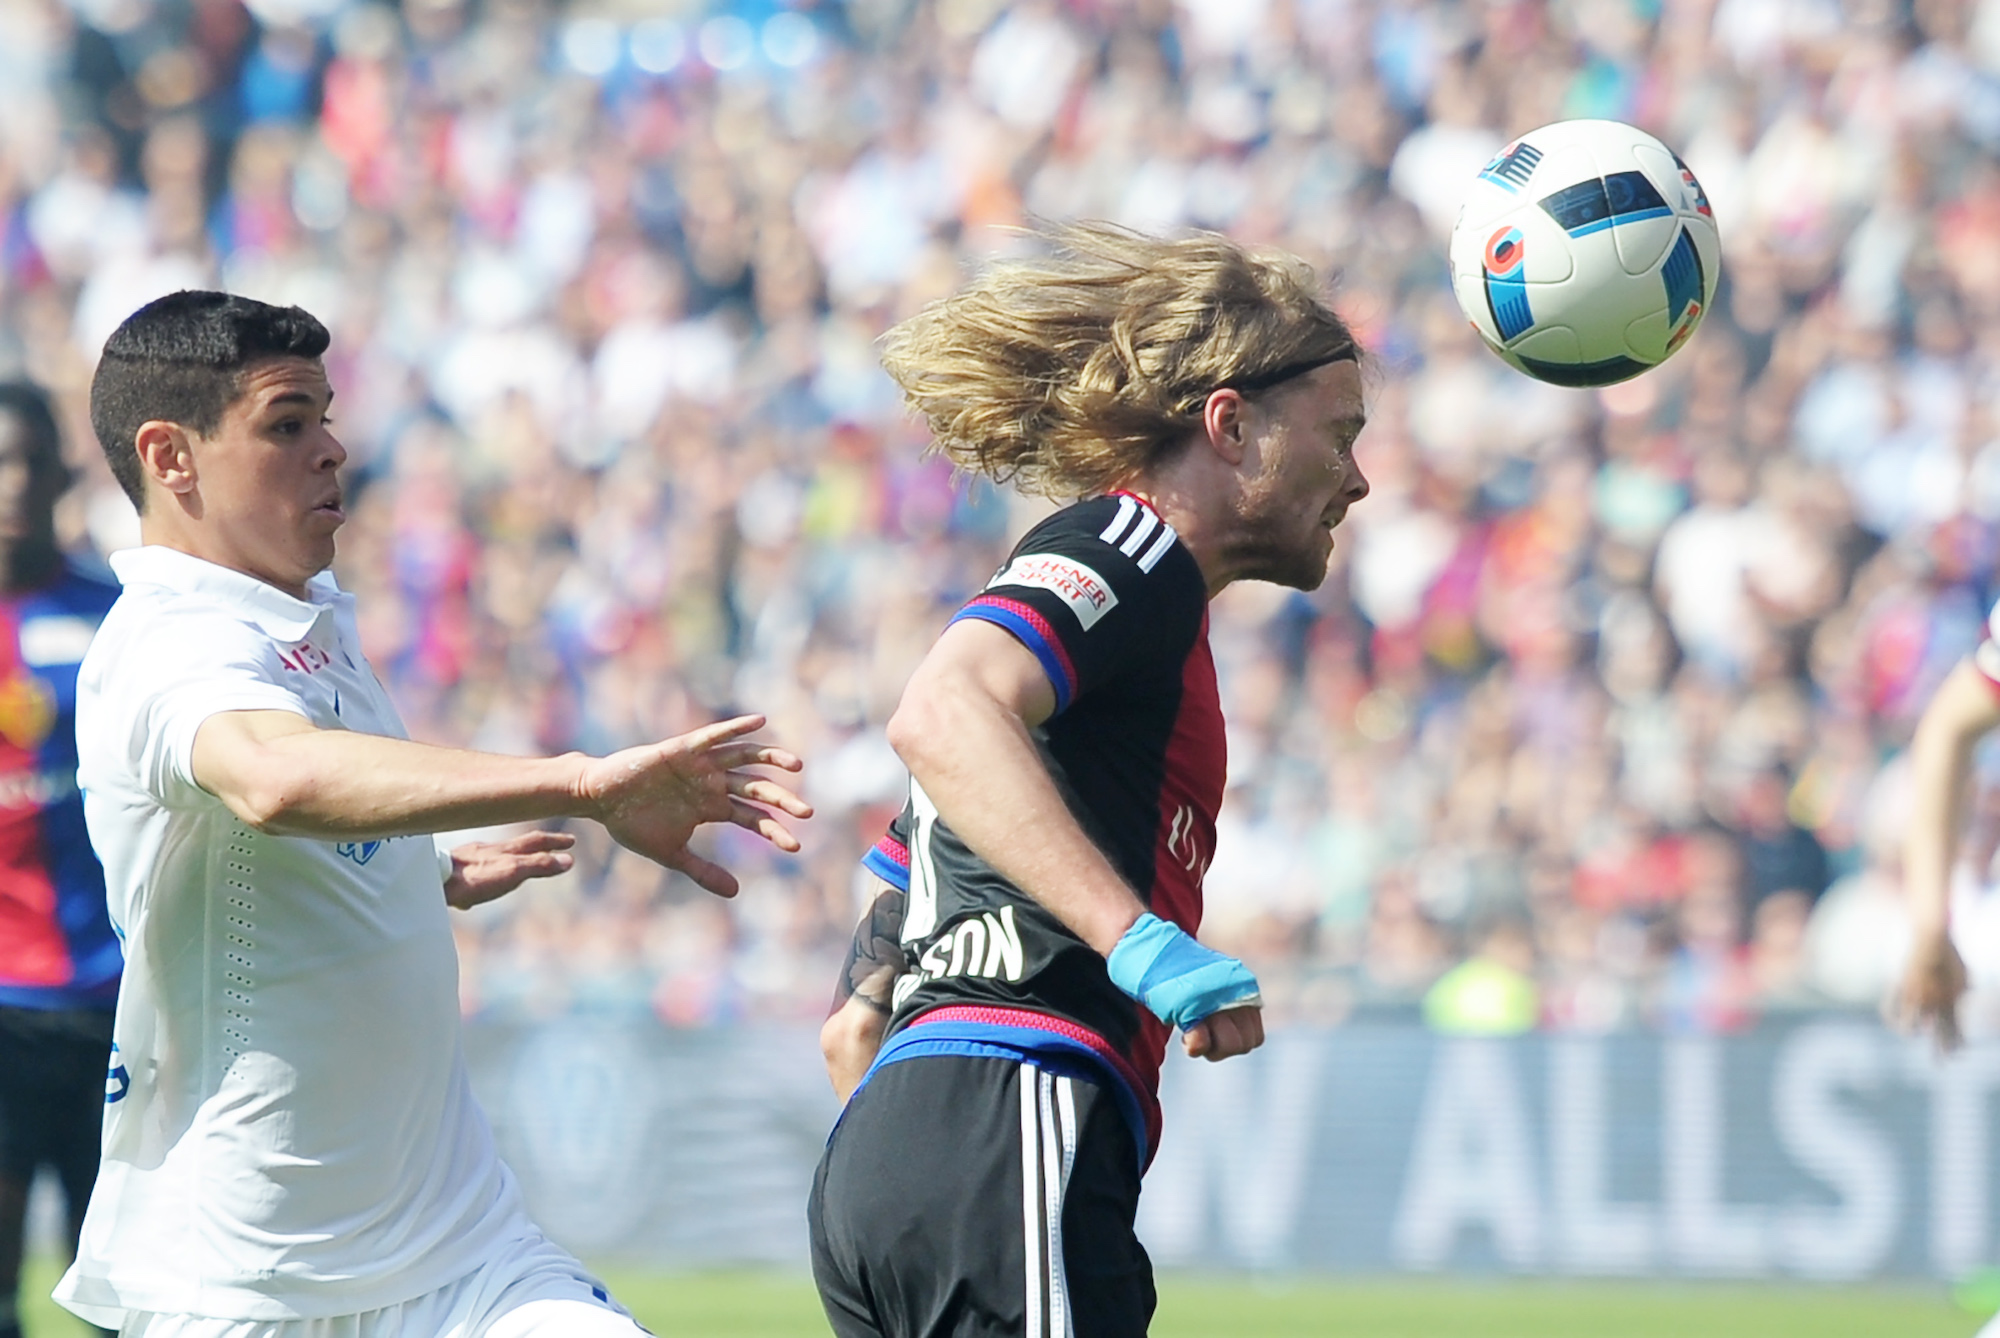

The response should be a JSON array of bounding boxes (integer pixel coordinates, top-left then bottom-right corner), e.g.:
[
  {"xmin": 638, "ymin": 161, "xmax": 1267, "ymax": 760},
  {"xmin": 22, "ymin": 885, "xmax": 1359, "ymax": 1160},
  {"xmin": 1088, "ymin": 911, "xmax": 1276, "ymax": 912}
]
[
  {"xmin": 950, "ymin": 596, "xmax": 1079, "ymax": 715},
  {"xmin": 861, "ymin": 833, "xmax": 911, "ymax": 891}
]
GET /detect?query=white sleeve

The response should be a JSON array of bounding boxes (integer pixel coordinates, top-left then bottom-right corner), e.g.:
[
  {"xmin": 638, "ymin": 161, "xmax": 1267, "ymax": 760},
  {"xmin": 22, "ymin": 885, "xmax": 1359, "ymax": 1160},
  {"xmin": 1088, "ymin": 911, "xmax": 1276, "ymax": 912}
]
[{"xmin": 117, "ymin": 609, "xmax": 313, "ymax": 808}]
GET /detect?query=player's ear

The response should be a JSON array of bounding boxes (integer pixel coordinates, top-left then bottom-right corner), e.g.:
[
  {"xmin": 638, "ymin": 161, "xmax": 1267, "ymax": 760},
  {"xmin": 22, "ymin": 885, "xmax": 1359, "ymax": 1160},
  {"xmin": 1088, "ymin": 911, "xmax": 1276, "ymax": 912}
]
[
  {"xmin": 133, "ymin": 421, "xmax": 198, "ymax": 501},
  {"xmin": 1199, "ymin": 388, "xmax": 1248, "ymax": 467}
]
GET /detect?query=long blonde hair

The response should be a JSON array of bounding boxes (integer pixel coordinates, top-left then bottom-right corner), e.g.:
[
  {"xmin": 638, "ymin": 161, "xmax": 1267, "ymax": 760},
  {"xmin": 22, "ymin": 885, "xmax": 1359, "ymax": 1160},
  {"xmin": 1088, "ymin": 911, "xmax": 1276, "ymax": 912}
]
[{"xmin": 879, "ymin": 222, "xmax": 1357, "ymax": 498}]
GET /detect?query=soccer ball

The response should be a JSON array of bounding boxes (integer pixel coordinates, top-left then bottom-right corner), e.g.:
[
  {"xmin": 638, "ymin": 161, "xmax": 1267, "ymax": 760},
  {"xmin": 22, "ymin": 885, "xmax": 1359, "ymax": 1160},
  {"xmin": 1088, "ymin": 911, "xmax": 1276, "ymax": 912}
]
[{"xmin": 1448, "ymin": 119, "xmax": 1721, "ymax": 388}]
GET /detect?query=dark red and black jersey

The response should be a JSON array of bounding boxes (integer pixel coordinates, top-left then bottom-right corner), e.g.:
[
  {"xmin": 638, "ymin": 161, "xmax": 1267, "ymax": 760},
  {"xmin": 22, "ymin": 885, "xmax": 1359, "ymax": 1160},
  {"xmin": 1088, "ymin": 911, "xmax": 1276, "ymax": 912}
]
[{"xmin": 864, "ymin": 492, "xmax": 1224, "ymax": 1165}]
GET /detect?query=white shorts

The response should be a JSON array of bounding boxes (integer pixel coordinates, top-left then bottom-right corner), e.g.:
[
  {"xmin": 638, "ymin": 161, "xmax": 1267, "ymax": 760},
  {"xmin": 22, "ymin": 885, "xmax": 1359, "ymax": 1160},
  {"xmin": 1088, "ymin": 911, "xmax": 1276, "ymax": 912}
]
[{"xmin": 117, "ymin": 1227, "xmax": 646, "ymax": 1338}]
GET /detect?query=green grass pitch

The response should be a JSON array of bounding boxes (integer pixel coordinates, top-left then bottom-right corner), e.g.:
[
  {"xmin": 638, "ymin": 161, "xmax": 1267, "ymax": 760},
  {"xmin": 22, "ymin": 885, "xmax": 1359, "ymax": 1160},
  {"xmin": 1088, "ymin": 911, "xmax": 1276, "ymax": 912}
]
[{"xmin": 18, "ymin": 1257, "xmax": 1982, "ymax": 1336}]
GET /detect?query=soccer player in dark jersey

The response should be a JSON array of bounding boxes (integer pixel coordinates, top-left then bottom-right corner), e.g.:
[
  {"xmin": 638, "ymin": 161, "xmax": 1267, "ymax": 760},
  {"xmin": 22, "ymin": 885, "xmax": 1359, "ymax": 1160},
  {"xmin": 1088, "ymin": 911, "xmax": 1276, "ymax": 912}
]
[
  {"xmin": 0, "ymin": 382, "xmax": 119, "ymax": 1338},
  {"xmin": 809, "ymin": 224, "xmax": 1370, "ymax": 1338}
]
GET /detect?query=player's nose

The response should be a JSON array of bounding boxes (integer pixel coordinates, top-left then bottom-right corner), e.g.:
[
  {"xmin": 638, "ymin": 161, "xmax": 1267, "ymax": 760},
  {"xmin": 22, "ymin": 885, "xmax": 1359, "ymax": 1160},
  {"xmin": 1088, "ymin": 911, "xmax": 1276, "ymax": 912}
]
[{"xmin": 317, "ymin": 428, "xmax": 347, "ymax": 471}]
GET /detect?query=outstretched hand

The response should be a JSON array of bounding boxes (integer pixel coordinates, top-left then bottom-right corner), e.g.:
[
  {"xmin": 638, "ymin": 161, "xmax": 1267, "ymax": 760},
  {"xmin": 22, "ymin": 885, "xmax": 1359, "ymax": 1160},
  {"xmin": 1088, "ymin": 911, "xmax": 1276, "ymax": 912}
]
[
  {"xmin": 1895, "ymin": 928, "xmax": 1969, "ymax": 1051},
  {"xmin": 577, "ymin": 713, "xmax": 812, "ymax": 896},
  {"xmin": 444, "ymin": 830, "xmax": 577, "ymax": 910}
]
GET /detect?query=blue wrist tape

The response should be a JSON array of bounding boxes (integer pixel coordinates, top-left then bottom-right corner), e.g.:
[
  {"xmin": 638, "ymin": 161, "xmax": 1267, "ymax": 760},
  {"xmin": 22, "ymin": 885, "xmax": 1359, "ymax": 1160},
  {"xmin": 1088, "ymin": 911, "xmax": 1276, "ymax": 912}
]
[{"xmin": 1106, "ymin": 913, "xmax": 1262, "ymax": 1029}]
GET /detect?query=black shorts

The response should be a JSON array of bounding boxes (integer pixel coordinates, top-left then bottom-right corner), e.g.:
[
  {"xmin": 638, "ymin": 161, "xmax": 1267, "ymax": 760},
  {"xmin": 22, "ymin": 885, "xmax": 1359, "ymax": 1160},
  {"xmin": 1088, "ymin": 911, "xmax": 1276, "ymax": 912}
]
[
  {"xmin": 0, "ymin": 1004, "xmax": 113, "ymax": 1202},
  {"xmin": 810, "ymin": 1053, "xmax": 1155, "ymax": 1338}
]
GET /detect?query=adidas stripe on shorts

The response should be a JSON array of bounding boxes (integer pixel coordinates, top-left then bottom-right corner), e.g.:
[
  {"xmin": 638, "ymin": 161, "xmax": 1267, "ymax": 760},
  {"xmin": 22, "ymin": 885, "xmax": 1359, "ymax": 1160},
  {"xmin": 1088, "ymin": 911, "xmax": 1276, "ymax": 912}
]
[{"xmin": 810, "ymin": 1053, "xmax": 1154, "ymax": 1338}]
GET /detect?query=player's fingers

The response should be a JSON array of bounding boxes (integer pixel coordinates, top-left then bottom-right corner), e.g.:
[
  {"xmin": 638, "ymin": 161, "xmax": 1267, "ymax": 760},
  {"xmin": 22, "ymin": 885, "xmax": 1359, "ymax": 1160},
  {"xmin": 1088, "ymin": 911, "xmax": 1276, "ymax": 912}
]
[
  {"xmin": 1939, "ymin": 1001, "xmax": 1964, "ymax": 1052},
  {"xmin": 727, "ymin": 773, "xmax": 814, "ymax": 817},
  {"xmin": 1241, "ymin": 1006, "xmax": 1266, "ymax": 1053},
  {"xmin": 1201, "ymin": 1012, "xmax": 1245, "ymax": 1061},
  {"xmin": 1202, "ymin": 1007, "xmax": 1263, "ymax": 1061},
  {"xmin": 668, "ymin": 848, "xmax": 740, "ymax": 898},
  {"xmin": 508, "ymin": 850, "xmax": 575, "ymax": 880},
  {"xmin": 1182, "ymin": 1020, "xmax": 1211, "ymax": 1059},
  {"xmin": 500, "ymin": 830, "xmax": 576, "ymax": 854},
  {"xmin": 1896, "ymin": 980, "xmax": 1964, "ymax": 1051},
  {"xmin": 667, "ymin": 715, "xmax": 768, "ymax": 756},
  {"xmin": 710, "ymin": 742, "xmax": 804, "ymax": 773},
  {"xmin": 730, "ymin": 798, "xmax": 803, "ymax": 852},
  {"xmin": 1884, "ymin": 988, "xmax": 1910, "ymax": 1035}
]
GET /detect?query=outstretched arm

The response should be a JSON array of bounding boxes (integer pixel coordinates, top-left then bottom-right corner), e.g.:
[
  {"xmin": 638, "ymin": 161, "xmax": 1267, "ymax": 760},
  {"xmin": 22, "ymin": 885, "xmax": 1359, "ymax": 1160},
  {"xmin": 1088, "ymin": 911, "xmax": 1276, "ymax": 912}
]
[
  {"xmin": 887, "ymin": 618, "xmax": 1262, "ymax": 1061},
  {"xmin": 192, "ymin": 711, "xmax": 812, "ymax": 897},
  {"xmin": 822, "ymin": 876, "xmax": 908, "ymax": 1102},
  {"xmin": 1899, "ymin": 660, "xmax": 2000, "ymax": 1047}
]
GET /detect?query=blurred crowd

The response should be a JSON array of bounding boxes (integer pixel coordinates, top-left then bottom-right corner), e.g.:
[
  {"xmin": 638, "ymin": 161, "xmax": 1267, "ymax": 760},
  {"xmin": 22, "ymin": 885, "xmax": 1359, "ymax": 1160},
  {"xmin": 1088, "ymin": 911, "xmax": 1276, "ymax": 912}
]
[{"xmin": 7, "ymin": 0, "xmax": 2000, "ymax": 1033}]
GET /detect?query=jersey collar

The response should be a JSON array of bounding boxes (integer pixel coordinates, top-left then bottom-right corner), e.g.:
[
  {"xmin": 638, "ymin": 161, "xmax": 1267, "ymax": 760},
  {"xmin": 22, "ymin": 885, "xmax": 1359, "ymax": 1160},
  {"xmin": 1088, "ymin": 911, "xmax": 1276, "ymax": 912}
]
[{"xmin": 108, "ymin": 546, "xmax": 346, "ymax": 642}]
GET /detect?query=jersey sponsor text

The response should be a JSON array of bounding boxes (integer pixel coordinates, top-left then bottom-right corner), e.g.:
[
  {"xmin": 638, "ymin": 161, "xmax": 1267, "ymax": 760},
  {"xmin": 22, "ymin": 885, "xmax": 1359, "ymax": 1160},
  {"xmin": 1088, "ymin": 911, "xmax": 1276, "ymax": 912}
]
[{"xmin": 988, "ymin": 554, "xmax": 1119, "ymax": 630}]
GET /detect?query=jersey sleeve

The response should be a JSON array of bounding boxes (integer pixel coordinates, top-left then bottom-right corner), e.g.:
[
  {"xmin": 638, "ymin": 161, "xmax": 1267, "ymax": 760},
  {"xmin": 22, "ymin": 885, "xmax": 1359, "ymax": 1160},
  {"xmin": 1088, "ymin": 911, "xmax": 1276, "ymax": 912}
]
[
  {"xmin": 948, "ymin": 494, "xmax": 1203, "ymax": 715},
  {"xmin": 104, "ymin": 604, "xmax": 312, "ymax": 809},
  {"xmin": 861, "ymin": 804, "xmax": 913, "ymax": 891}
]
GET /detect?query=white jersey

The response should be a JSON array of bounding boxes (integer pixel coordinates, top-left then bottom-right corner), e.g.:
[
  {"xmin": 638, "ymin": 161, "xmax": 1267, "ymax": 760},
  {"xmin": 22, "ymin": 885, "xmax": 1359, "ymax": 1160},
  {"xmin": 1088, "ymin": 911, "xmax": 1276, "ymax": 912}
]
[{"xmin": 55, "ymin": 547, "xmax": 518, "ymax": 1326}]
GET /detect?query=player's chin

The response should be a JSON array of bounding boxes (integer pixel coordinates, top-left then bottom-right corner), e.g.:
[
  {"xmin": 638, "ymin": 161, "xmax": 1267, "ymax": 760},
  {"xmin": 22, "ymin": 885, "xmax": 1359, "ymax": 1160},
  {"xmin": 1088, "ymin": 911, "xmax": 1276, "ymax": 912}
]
[
  {"xmin": 291, "ymin": 531, "xmax": 340, "ymax": 578},
  {"xmin": 1278, "ymin": 534, "xmax": 1336, "ymax": 592},
  {"xmin": 1238, "ymin": 529, "xmax": 1333, "ymax": 591}
]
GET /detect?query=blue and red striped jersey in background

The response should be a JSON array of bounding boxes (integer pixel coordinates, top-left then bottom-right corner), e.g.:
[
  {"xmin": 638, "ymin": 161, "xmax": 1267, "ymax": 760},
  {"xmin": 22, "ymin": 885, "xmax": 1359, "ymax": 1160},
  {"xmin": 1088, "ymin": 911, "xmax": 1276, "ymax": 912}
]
[{"xmin": 0, "ymin": 560, "xmax": 121, "ymax": 1011}]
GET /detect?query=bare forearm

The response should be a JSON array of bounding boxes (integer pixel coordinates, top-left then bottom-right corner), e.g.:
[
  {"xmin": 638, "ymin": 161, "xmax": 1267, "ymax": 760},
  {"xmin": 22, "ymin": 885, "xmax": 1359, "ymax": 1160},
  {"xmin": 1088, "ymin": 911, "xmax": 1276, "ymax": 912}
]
[
  {"xmin": 1908, "ymin": 723, "xmax": 1978, "ymax": 934},
  {"xmin": 890, "ymin": 685, "xmax": 1143, "ymax": 956},
  {"xmin": 1906, "ymin": 664, "xmax": 2000, "ymax": 935},
  {"xmin": 209, "ymin": 728, "xmax": 589, "ymax": 838}
]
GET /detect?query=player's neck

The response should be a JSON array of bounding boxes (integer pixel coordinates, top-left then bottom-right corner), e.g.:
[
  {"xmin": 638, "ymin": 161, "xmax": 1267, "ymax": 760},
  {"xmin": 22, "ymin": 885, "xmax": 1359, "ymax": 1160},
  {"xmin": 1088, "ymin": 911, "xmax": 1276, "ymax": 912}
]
[
  {"xmin": 137, "ymin": 511, "xmax": 315, "ymax": 601},
  {"xmin": 1109, "ymin": 477, "xmax": 1230, "ymax": 599}
]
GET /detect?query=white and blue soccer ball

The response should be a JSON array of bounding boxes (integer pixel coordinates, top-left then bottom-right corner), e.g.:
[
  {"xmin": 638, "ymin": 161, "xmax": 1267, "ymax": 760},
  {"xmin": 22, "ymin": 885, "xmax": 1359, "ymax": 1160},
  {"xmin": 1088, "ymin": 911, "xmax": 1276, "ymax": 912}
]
[{"xmin": 1448, "ymin": 118, "xmax": 1721, "ymax": 388}]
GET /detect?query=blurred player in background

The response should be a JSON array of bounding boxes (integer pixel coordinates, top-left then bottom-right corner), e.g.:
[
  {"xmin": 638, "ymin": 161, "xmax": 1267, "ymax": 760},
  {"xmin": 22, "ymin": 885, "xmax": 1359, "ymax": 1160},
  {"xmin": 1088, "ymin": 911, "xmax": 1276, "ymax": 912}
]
[
  {"xmin": 1899, "ymin": 605, "xmax": 2000, "ymax": 1051},
  {"xmin": 0, "ymin": 382, "xmax": 119, "ymax": 1338},
  {"xmin": 52, "ymin": 291, "xmax": 811, "ymax": 1337},
  {"xmin": 810, "ymin": 224, "xmax": 1369, "ymax": 1338}
]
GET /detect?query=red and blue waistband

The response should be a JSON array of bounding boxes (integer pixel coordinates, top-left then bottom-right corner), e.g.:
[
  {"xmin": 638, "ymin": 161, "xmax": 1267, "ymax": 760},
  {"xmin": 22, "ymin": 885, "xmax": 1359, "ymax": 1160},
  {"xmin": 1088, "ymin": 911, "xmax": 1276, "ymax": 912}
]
[{"xmin": 849, "ymin": 1004, "xmax": 1159, "ymax": 1173}]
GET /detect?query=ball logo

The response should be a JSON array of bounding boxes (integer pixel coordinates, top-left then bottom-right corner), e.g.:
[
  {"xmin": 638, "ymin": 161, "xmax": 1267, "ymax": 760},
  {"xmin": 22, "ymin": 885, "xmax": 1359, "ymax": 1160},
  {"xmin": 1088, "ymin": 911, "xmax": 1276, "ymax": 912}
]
[
  {"xmin": 1675, "ymin": 158, "xmax": 1713, "ymax": 218},
  {"xmin": 1477, "ymin": 140, "xmax": 1542, "ymax": 192},
  {"xmin": 1483, "ymin": 226, "xmax": 1526, "ymax": 277}
]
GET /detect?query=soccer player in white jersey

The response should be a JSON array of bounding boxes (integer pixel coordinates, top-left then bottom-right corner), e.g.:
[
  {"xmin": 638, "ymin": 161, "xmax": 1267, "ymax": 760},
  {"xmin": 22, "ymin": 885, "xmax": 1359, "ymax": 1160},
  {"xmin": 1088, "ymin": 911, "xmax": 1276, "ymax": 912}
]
[{"xmin": 51, "ymin": 291, "xmax": 812, "ymax": 1338}]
